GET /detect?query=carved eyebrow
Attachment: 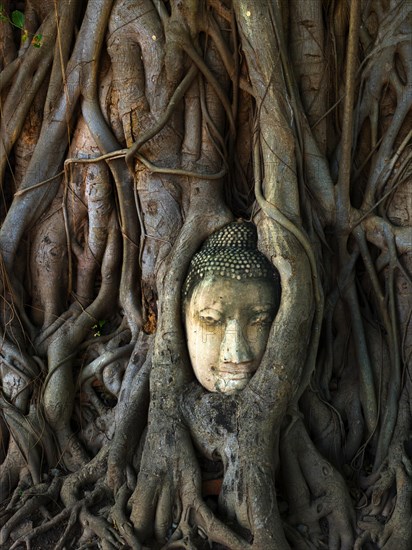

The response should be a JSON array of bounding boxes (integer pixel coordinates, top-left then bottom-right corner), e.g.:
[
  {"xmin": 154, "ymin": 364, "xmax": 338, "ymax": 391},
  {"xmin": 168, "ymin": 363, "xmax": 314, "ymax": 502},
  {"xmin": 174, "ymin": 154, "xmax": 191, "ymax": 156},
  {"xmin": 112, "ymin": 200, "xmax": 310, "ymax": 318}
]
[{"xmin": 250, "ymin": 304, "xmax": 275, "ymax": 312}]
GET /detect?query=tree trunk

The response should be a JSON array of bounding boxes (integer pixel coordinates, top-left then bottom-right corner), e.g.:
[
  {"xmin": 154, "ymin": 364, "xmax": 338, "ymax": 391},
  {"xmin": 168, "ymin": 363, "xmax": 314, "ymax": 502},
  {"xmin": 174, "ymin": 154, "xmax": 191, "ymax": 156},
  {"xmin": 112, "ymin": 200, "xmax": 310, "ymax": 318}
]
[{"xmin": 0, "ymin": 1, "xmax": 411, "ymax": 548}]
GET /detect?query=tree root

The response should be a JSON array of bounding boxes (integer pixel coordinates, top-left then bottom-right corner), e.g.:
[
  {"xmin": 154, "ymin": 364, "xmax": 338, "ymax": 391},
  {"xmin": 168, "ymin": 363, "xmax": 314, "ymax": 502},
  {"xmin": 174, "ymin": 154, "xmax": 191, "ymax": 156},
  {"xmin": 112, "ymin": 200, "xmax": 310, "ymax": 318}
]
[
  {"xmin": 0, "ymin": 447, "xmax": 137, "ymax": 549},
  {"xmin": 0, "ymin": 474, "xmax": 62, "ymax": 545},
  {"xmin": 354, "ymin": 456, "xmax": 412, "ymax": 550},
  {"xmin": 165, "ymin": 495, "xmax": 252, "ymax": 550},
  {"xmin": 0, "ymin": 440, "xmax": 30, "ymax": 507},
  {"xmin": 8, "ymin": 504, "xmax": 74, "ymax": 550},
  {"xmin": 355, "ymin": 456, "xmax": 412, "ymax": 549},
  {"xmin": 78, "ymin": 505, "xmax": 125, "ymax": 550},
  {"xmin": 281, "ymin": 417, "xmax": 355, "ymax": 549},
  {"xmin": 129, "ymin": 420, "xmax": 250, "ymax": 550},
  {"xmin": 109, "ymin": 483, "xmax": 142, "ymax": 550},
  {"xmin": 4, "ymin": 481, "xmax": 127, "ymax": 550}
]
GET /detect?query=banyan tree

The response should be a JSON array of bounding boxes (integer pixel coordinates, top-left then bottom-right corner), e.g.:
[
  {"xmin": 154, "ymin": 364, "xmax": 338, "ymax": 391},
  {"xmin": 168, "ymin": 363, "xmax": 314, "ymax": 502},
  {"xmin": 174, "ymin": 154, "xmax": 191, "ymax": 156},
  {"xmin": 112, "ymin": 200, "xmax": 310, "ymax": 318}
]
[{"xmin": 0, "ymin": 1, "xmax": 411, "ymax": 548}]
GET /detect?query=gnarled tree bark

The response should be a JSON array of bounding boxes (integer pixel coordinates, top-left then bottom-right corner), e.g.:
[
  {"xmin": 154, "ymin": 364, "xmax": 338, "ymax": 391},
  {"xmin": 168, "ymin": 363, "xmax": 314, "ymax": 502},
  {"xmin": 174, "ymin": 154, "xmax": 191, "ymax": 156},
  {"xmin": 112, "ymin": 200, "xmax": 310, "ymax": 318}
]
[{"xmin": 0, "ymin": 1, "xmax": 411, "ymax": 548}]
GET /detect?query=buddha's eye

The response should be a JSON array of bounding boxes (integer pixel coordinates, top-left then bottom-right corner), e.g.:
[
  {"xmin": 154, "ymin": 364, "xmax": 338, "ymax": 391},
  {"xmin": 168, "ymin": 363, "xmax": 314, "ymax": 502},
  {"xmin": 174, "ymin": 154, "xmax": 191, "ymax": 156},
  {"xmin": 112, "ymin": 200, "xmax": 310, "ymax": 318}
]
[
  {"xmin": 199, "ymin": 312, "xmax": 222, "ymax": 326},
  {"xmin": 249, "ymin": 313, "xmax": 274, "ymax": 326}
]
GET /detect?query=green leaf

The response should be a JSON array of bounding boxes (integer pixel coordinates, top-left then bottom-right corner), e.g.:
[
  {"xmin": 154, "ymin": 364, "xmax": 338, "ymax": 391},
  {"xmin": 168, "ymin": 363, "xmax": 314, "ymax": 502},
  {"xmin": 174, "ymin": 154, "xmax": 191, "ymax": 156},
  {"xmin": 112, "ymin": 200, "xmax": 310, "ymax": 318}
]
[
  {"xmin": 11, "ymin": 9, "xmax": 24, "ymax": 29},
  {"xmin": 22, "ymin": 29, "xmax": 28, "ymax": 43},
  {"xmin": 32, "ymin": 33, "xmax": 42, "ymax": 47}
]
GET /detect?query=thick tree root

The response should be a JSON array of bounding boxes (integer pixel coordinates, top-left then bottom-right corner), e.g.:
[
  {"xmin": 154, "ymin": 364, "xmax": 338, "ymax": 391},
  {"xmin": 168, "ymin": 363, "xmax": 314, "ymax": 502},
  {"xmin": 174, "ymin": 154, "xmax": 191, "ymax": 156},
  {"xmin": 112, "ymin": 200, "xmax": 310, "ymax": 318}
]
[
  {"xmin": 281, "ymin": 417, "xmax": 355, "ymax": 549},
  {"xmin": 109, "ymin": 483, "xmax": 142, "ymax": 550},
  {"xmin": 355, "ymin": 457, "xmax": 412, "ymax": 549}
]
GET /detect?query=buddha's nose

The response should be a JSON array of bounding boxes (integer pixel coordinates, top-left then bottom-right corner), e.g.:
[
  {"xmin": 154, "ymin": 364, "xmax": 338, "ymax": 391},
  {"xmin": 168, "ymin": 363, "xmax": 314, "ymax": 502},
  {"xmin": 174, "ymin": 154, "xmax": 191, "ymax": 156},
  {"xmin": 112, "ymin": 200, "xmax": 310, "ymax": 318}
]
[{"xmin": 220, "ymin": 319, "xmax": 253, "ymax": 364}]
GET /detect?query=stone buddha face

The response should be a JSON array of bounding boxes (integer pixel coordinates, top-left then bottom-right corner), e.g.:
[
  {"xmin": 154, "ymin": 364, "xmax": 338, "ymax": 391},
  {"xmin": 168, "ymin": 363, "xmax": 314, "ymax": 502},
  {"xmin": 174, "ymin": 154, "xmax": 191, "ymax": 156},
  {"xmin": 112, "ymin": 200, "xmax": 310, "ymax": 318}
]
[
  {"xmin": 184, "ymin": 275, "xmax": 277, "ymax": 394},
  {"xmin": 183, "ymin": 222, "xmax": 280, "ymax": 395}
]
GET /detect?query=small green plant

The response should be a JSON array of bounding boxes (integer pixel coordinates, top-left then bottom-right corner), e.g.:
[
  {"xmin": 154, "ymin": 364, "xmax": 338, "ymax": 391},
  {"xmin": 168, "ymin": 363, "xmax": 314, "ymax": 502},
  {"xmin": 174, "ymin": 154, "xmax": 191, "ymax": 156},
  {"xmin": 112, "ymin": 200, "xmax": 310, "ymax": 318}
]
[
  {"xmin": 0, "ymin": 5, "xmax": 43, "ymax": 47},
  {"xmin": 92, "ymin": 320, "xmax": 106, "ymax": 337}
]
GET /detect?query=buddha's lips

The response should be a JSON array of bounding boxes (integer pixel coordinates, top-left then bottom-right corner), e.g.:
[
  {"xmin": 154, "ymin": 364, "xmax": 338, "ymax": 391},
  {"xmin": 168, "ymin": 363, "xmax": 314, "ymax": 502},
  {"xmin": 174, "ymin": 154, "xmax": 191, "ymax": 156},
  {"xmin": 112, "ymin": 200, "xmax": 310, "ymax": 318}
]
[{"xmin": 217, "ymin": 363, "xmax": 256, "ymax": 376}]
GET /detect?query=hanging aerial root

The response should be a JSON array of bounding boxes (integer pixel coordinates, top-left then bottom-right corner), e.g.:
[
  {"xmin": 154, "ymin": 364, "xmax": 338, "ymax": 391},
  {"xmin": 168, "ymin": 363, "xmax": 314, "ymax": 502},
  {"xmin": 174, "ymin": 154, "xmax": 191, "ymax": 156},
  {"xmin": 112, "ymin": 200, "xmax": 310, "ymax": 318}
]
[
  {"xmin": 125, "ymin": 64, "xmax": 199, "ymax": 171},
  {"xmin": 252, "ymin": 129, "xmax": 323, "ymax": 403}
]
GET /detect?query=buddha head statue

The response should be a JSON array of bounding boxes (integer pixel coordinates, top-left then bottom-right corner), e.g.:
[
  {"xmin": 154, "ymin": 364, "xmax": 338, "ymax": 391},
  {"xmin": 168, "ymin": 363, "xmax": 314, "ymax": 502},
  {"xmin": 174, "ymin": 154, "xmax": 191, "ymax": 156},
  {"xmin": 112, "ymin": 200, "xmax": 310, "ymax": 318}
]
[{"xmin": 182, "ymin": 221, "xmax": 281, "ymax": 395}]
